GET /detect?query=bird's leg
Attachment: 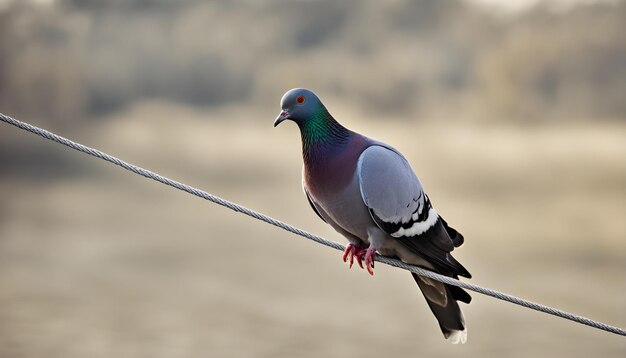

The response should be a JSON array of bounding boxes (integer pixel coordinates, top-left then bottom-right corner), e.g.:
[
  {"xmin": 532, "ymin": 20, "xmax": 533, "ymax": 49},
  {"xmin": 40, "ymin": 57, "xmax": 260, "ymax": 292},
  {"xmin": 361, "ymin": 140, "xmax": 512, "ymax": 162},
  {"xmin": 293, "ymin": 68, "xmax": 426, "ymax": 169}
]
[
  {"xmin": 342, "ymin": 243, "xmax": 367, "ymax": 269},
  {"xmin": 362, "ymin": 230, "xmax": 385, "ymax": 276}
]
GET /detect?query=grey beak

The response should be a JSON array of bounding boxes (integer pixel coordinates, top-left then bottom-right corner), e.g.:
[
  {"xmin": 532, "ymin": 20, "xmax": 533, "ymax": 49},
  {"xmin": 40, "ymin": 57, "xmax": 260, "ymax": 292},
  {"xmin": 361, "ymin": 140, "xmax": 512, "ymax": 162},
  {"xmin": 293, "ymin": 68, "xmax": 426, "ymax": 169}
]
[{"xmin": 274, "ymin": 110, "xmax": 289, "ymax": 127}]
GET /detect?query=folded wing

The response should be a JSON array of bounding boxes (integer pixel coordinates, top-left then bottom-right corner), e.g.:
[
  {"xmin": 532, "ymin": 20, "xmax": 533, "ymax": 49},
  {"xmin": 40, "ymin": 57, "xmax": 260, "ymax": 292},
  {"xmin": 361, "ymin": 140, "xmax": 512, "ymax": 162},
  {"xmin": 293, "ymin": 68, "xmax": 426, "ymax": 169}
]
[{"xmin": 357, "ymin": 145, "xmax": 470, "ymax": 278}]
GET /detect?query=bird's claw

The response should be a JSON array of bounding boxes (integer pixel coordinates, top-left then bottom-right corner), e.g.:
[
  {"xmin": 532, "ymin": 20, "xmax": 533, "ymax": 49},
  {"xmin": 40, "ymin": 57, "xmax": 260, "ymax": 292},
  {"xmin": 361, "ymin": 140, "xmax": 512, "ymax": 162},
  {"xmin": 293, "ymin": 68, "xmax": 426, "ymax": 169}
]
[
  {"xmin": 363, "ymin": 247, "xmax": 377, "ymax": 276},
  {"xmin": 343, "ymin": 244, "xmax": 365, "ymax": 269},
  {"xmin": 342, "ymin": 244, "xmax": 376, "ymax": 275},
  {"xmin": 355, "ymin": 253, "xmax": 364, "ymax": 269}
]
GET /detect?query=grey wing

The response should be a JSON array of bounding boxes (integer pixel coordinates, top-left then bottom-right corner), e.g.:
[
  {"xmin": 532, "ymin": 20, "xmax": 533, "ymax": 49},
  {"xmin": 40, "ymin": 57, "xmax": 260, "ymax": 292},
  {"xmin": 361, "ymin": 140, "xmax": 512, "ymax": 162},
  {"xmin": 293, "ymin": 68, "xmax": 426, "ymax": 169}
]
[
  {"xmin": 357, "ymin": 145, "xmax": 439, "ymax": 239},
  {"xmin": 357, "ymin": 145, "xmax": 470, "ymax": 278}
]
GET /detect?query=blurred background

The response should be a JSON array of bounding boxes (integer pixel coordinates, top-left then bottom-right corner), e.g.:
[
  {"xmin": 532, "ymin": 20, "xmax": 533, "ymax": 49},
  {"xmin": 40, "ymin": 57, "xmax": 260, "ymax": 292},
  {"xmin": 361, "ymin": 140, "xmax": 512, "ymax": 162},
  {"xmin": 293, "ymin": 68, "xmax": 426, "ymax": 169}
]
[{"xmin": 0, "ymin": 0, "xmax": 625, "ymax": 357}]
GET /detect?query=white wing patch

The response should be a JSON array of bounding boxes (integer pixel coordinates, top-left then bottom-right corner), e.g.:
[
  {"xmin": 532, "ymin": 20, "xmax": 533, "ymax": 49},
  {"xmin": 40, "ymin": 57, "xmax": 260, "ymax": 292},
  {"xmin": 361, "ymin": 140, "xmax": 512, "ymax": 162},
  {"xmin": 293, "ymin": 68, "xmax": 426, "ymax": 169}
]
[{"xmin": 391, "ymin": 208, "xmax": 439, "ymax": 237}]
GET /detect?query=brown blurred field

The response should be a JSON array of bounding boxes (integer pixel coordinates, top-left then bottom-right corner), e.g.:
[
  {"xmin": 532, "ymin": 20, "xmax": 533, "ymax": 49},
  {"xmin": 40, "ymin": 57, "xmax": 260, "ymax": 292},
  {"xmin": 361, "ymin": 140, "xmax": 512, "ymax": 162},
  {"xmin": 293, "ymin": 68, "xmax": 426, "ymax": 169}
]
[
  {"xmin": 1, "ymin": 0, "xmax": 625, "ymax": 357},
  {"xmin": 1, "ymin": 102, "xmax": 625, "ymax": 357}
]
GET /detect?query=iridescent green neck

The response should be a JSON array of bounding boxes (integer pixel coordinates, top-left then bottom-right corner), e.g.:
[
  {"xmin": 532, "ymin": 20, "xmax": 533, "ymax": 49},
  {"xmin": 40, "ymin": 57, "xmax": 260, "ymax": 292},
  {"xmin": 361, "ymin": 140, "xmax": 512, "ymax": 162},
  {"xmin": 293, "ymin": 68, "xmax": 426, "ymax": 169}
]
[{"xmin": 299, "ymin": 108, "xmax": 350, "ymax": 160}]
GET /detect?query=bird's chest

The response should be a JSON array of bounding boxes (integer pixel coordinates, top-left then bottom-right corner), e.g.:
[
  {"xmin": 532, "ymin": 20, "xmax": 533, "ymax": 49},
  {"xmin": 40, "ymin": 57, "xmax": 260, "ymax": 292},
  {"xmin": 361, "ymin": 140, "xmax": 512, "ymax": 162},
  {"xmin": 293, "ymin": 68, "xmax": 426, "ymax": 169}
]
[
  {"xmin": 303, "ymin": 149, "xmax": 357, "ymax": 199},
  {"xmin": 303, "ymin": 152, "xmax": 372, "ymax": 239}
]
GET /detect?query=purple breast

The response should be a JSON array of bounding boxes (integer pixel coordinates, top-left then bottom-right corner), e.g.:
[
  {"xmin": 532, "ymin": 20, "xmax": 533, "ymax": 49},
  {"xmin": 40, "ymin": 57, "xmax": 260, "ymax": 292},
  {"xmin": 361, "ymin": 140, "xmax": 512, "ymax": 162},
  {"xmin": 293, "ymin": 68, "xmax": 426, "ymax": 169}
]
[{"xmin": 304, "ymin": 134, "xmax": 370, "ymax": 199}]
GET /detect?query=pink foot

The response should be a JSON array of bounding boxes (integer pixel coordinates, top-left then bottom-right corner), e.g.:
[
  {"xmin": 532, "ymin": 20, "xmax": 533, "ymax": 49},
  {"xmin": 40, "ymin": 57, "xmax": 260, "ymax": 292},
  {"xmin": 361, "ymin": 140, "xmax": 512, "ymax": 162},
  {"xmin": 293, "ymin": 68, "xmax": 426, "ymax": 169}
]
[
  {"xmin": 363, "ymin": 247, "xmax": 377, "ymax": 276},
  {"xmin": 342, "ymin": 243, "xmax": 367, "ymax": 269},
  {"xmin": 342, "ymin": 244, "xmax": 377, "ymax": 275}
]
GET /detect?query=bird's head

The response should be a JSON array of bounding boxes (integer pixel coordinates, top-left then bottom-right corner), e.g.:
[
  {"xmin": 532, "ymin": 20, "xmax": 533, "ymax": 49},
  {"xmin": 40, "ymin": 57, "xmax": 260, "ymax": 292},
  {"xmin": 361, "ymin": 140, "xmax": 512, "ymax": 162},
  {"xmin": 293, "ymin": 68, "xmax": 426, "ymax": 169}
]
[{"xmin": 274, "ymin": 88, "xmax": 326, "ymax": 127}]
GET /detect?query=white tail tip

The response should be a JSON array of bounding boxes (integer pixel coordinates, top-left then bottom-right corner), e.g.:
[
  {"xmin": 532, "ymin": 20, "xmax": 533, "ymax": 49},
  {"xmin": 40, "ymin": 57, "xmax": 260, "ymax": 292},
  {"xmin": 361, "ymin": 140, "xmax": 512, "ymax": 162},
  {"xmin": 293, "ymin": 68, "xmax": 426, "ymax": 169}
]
[{"xmin": 448, "ymin": 329, "xmax": 467, "ymax": 344}]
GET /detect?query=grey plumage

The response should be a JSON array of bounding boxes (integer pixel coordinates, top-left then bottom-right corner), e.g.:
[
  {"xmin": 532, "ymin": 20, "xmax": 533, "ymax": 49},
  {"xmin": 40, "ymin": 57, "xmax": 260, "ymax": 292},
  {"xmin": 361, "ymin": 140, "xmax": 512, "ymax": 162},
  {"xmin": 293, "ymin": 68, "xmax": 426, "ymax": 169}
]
[{"xmin": 275, "ymin": 88, "xmax": 472, "ymax": 344}]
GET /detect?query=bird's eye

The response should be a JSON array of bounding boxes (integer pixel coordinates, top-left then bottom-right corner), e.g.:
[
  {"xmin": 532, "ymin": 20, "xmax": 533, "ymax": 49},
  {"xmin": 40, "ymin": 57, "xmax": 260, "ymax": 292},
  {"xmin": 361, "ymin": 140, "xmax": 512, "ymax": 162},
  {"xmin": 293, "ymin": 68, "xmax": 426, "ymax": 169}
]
[{"xmin": 296, "ymin": 95, "xmax": 305, "ymax": 104}]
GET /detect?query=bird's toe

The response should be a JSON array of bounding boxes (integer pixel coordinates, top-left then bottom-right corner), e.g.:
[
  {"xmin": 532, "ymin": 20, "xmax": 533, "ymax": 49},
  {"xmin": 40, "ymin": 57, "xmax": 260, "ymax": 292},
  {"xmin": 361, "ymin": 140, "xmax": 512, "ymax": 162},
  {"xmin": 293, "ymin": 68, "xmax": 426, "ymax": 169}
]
[{"xmin": 363, "ymin": 247, "xmax": 377, "ymax": 276}]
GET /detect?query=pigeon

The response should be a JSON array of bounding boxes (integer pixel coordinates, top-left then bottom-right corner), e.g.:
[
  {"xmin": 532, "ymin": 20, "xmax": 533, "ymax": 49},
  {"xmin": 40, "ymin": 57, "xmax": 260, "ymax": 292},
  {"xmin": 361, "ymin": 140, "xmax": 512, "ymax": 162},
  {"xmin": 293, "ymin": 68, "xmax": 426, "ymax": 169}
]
[{"xmin": 274, "ymin": 88, "xmax": 472, "ymax": 344}]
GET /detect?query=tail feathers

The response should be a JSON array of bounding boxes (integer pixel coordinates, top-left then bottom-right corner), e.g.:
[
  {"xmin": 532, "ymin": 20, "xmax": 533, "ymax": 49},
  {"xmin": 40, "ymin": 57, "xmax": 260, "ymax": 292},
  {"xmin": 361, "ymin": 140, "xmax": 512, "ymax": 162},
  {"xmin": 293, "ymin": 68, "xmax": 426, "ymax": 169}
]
[
  {"xmin": 412, "ymin": 273, "xmax": 470, "ymax": 344},
  {"xmin": 449, "ymin": 282, "xmax": 472, "ymax": 304},
  {"xmin": 448, "ymin": 329, "xmax": 468, "ymax": 344}
]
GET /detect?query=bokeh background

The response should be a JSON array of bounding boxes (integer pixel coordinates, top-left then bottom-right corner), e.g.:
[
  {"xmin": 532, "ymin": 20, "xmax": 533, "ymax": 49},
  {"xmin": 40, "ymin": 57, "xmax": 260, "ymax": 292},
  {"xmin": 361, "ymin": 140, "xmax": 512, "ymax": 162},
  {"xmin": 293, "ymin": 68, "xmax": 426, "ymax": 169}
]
[{"xmin": 1, "ymin": 0, "xmax": 625, "ymax": 357}]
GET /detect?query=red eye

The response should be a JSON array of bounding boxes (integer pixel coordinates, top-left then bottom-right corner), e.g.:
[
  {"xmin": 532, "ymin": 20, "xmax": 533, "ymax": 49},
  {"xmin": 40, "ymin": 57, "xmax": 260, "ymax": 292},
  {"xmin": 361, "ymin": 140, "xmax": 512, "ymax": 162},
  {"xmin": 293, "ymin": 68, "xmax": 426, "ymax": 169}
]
[{"xmin": 296, "ymin": 95, "xmax": 305, "ymax": 104}]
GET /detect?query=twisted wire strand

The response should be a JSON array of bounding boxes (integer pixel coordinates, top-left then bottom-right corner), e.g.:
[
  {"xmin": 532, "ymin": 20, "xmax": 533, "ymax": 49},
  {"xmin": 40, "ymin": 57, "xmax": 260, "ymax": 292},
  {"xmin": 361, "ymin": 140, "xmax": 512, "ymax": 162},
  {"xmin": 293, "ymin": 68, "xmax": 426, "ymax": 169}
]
[{"xmin": 1, "ymin": 112, "xmax": 624, "ymax": 337}]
